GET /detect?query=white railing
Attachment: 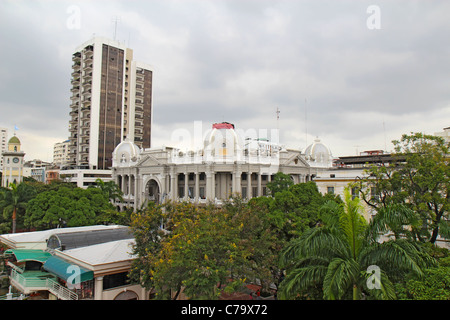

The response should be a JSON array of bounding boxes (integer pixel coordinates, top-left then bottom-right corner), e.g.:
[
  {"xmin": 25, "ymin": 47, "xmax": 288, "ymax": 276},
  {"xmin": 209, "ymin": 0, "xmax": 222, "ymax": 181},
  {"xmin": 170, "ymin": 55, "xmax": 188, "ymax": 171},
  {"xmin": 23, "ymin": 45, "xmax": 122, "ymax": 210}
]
[
  {"xmin": 46, "ymin": 278, "xmax": 78, "ymax": 300},
  {"xmin": 9, "ymin": 268, "xmax": 78, "ymax": 300}
]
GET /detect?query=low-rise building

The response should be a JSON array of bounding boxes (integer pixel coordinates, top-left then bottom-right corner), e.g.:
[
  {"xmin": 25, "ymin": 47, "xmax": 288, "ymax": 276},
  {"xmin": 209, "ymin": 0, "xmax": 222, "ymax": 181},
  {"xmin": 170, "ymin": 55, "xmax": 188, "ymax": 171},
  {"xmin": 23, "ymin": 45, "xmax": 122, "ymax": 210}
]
[{"xmin": 0, "ymin": 225, "xmax": 148, "ymax": 300}]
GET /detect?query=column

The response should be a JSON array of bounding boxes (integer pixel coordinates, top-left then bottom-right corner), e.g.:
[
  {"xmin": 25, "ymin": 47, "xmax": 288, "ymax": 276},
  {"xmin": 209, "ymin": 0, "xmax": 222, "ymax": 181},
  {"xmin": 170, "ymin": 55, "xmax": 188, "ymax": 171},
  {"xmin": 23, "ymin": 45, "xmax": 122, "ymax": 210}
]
[
  {"xmin": 206, "ymin": 171, "xmax": 212, "ymax": 200},
  {"xmin": 233, "ymin": 169, "xmax": 242, "ymax": 196},
  {"xmin": 94, "ymin": 276, "xmax": 104, "ymax": 300},
  {"xmin": 134, "ymin": 171, "xmax": 139, "ymax": 211},
  {"xmin": 184, "ymin": 172, "xmax": 189, "ymax": 200},
  {"xmin": 195, "ymin": 172, "xmax": 200, "ymax": 202},
  {"xmin": 247, "ymin": 171, "xmax": 252, "ymax": 199}
]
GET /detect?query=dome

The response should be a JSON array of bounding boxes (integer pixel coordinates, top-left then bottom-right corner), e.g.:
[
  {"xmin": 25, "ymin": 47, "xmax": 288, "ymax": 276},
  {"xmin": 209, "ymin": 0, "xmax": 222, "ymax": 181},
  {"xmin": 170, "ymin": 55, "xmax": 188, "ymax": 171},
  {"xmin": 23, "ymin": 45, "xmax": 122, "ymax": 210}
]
[
  {"xmin": 304, "ymin": 137, "xmax": 333, "ymax": 167},
  {"xmin": 113, "ymin": 138, "xmax": 141, "ymax": 166},
  {"xmin": 204, "ymin": 122, "xmax": 243, "ymax": 158},
  {"xmin": 8, "ymin": 136, "xmax": 20, "ymax": 144}
]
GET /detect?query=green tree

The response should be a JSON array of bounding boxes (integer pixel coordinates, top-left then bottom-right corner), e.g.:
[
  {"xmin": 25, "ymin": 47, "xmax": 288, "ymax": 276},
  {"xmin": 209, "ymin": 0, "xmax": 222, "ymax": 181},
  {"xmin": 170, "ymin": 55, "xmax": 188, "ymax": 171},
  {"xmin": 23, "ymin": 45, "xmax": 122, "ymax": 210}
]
[
  {"xmin": 0, "ymin": 182, "xmax": 36, "ymax": 233},
  {"xmin": 266, "ymin": 172, "xmax": 294, "ymax": 196},
  {"xmin": 357, "ymin": 132, "xmax": 449, "ymax": 244},
  {"xmin": 250, "ymin": 181, "xmax": 341, "ymax": 242},
  {"xmin": 393, "ymin": 133, "xmax": 449, "ymax": 243},
  {"xmin": 396, "ymin": 256, "xmax": 450, "ymax": 300},
  {"xmin": 130, "ymin": 201, "xmax": 249, "ymax": 300},
  {"xmin": 279, "ymin": 188, "xmax": 435, "ymax": 300},
  {"xmin": 89, "ymin": 178, "xmax": 123, "ymax": 203},
  {"xmin": 25, "ymin": 187, "xmax": 114, "ymax": 229}
]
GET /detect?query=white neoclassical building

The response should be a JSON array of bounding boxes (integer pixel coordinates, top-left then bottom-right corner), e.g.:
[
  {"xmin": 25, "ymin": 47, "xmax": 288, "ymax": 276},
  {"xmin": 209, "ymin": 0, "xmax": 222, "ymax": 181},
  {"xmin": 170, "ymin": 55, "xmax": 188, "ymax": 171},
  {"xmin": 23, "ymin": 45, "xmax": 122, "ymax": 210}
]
[{"xmin": 111, "ymin": 122, "xmax": 332, "ymax": 210}]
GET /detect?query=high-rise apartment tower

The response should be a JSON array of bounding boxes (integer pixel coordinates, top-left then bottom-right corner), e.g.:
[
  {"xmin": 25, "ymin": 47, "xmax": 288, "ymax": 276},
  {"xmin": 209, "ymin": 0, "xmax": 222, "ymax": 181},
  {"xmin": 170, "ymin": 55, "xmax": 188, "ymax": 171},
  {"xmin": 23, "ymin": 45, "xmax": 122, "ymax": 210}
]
[{"xmin": 68, "ymin": 37, "xmax": 153, "ymax": 170}]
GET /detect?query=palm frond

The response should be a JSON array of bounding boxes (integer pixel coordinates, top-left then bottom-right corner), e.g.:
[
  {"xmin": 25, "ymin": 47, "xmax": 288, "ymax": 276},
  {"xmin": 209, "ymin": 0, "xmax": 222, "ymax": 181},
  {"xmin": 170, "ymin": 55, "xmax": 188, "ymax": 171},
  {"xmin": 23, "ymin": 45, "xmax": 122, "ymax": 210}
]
[
  {"xmin": 278, "ymin": 265, "xmax": 328, "ymax": 300},
  {"xmin": 367, "ymin": 204, "xmax": 419, "ymax": 241},
  {"xmin": 360, "ymin": 239, "xmax": 436, "ymax": 278},
  {"xmin": 280, "ymin": 227, "xmax": 350, "ymax": 268},
  {"xmin": 360, "ymin": 268, "xmax": 397, "ymax": 300},
  {"xmin": 323, "ymin": 257, "xmax": 360, "ymax": 300},
  {"xmin": 339, "ymin": 189, "xmax": 367, "ymax": 259}
]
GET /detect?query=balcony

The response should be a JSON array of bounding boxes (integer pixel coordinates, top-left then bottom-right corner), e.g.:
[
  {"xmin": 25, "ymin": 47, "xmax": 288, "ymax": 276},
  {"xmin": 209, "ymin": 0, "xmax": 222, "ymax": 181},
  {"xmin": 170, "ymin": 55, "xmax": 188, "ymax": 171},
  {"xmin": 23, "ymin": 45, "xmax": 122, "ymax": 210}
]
[
  {"xmin": 71, "ymin": 70, "xmax": 81, "ymax": 78},
  {"xmin": 8, "ymin": 264, "xmax": 78, "ymax": 300},
  {"xmin": 81, "ymin": 112, "xmax": 90, "ymax": 121},
  {"xmin": 83, "ymin": 63, "xmax": 93, "ymax": 71},
  {"xmin": 72, "ymin": 52, "xmax": 81, "ymax": 61}
]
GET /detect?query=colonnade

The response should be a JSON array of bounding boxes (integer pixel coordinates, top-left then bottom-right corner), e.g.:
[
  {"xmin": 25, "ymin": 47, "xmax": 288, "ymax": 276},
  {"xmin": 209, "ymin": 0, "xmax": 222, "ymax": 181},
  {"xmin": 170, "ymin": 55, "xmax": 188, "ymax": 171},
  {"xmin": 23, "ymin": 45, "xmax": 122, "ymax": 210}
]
[{"xmin": 114, "ymin": 167, "xmax": 313, "ymax": 209}]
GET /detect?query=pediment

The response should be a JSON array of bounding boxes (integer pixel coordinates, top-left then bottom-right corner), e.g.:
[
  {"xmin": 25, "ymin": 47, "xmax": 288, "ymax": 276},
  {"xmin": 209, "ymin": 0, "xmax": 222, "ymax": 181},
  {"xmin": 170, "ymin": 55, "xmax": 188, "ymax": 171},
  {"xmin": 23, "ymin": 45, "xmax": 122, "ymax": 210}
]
[
  {"xmin": 136, "ymin": 154, "xmax": 163, "ymax": 167},
  {"xmin": 282, "ymin": 154, "xmax": 310, "ymax": 167}
]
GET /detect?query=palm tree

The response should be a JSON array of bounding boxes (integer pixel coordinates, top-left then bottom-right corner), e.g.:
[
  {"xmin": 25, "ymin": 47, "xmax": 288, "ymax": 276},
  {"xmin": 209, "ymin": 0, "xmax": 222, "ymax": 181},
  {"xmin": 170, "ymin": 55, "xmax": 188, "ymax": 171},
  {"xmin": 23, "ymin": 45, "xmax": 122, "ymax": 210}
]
[
  {"xmin": 0, "ymin": 183, "xmax": 34, "ymax": 233},
  {"xmin": 91, "ymin": 178, "xmax": 123, "ymax": 203},
  {"xmin": 278, "ymin": 188, "xmax": 435, "ymax": 300}
]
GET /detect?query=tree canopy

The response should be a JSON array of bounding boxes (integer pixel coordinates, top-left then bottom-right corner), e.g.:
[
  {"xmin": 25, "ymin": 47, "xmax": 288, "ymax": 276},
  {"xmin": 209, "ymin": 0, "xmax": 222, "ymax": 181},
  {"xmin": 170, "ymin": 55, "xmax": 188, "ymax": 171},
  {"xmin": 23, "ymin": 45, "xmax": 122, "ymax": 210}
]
[{"xmin": 25, "ymin": 186, "xmax": 115, "ymax": 229}]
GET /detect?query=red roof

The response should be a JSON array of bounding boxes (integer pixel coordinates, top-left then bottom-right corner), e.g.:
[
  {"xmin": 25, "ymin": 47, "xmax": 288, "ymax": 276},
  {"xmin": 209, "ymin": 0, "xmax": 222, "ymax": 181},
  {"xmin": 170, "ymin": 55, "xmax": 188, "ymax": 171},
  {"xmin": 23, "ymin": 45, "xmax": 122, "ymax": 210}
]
[{"xmin": 212, "ymin": 122, "xmax": 235, "ymax": 130}]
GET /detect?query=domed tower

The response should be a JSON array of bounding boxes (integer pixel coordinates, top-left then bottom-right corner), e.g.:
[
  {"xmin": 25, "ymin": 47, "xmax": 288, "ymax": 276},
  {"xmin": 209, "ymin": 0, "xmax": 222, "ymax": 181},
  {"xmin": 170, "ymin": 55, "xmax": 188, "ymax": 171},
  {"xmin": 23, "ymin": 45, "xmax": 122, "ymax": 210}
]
[
  {"xmin": 112, "ymin": 138, "xmax": 141, "ymax": 167},
  {"xmin": 204, "ymin": 122, "xmax": 243, "ymax": 161},
  {"xmin": 304, "ymin": 137, "xmax": 333, "ymax": 168},
  {"xmin": 1, "ymin": 135, "xmax": 26, "ymax": 187}
]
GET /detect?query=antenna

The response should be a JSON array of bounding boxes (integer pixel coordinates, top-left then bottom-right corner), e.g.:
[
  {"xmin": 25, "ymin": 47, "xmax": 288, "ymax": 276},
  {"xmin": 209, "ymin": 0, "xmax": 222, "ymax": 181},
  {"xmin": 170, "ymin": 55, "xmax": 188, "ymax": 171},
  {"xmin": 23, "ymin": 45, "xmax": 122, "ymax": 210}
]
[
  {"xmin": 112, "ymin": 16, "xmax": 121, "ymax": 41},
  {"xmin": 383, "ymin": 118, "xmax": 387, "ymax": 152}
]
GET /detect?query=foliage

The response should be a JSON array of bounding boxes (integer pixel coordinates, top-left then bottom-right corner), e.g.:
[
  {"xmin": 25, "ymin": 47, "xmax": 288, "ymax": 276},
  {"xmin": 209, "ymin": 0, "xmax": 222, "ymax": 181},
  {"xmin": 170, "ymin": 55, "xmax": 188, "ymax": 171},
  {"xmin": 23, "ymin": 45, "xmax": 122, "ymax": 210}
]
[
  {"xmin": 266, "ymin": 172, "xmax": 294, "ymax": 196},
  {"xmin": 278, "ymin": 188, "xmax": 436, "ymax": 300},
  {"xmin": 89, "ymin": 178, "xmax": 123, "ymax": 203},
  {"xmin": 395, "ymin": 265, "xmax": 450, "ymax": 300},
  {"xmin": 25, "ymin": 186, "xmax": 114, "ymax": 229},
  {"xmin": 250, "ymin": 181, "xmax": 341, "ymax": 243},
  {"xmin": 356, "ymin": 132, "xmax": 449, "ymax": 244},
  {"xmin": 130, "ymin": 201, "xmax": 251, "ymax": 299},
  {"xmin": 0, "ymin": 182, "xmax": 37, "ymax": 233},
  {"xmin": 225, "ymin": 196, "xmax": 282, "ymax": 294}
]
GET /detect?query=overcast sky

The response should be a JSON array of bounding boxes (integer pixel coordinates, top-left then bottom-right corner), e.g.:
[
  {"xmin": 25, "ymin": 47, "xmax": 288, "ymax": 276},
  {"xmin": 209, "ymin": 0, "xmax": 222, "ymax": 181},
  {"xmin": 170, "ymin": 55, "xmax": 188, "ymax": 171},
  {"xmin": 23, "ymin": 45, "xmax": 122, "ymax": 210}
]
[{"xmin": 1, "ymin": 0, "xmax": 449, "ymax": 162}]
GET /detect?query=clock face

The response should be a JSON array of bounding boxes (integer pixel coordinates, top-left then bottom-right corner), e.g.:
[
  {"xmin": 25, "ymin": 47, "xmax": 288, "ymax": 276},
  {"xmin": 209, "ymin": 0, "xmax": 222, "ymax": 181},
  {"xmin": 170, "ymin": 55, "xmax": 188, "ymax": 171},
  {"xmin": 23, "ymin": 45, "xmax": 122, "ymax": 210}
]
[{"xmin": 12, "ymin": 157, "xmax": 19, "ymax": 164}]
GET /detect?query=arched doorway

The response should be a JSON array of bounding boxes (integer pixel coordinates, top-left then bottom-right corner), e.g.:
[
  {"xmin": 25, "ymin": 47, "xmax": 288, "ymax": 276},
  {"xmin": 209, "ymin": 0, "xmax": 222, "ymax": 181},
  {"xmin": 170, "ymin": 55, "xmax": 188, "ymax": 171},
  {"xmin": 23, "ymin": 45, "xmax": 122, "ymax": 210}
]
[
  {"xmin": 145, "ymin": 179, "xmax": 160, "ymax": 204},
  {"xmin": 114, "ymin": 290, "xmax": 138, "ymax": 300}
]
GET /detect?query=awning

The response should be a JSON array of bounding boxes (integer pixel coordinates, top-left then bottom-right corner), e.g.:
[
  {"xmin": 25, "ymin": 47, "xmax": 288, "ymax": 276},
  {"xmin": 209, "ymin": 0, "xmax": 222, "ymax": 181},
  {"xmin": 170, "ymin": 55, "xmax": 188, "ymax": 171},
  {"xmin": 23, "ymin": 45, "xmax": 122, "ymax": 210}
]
[
  {"xmin": 4, "ymin": 249, "xmax": 52, "ymax": 263},
  {"xmin": 43, "ymin": 256, "xmax": 94, "ymax": 284}
]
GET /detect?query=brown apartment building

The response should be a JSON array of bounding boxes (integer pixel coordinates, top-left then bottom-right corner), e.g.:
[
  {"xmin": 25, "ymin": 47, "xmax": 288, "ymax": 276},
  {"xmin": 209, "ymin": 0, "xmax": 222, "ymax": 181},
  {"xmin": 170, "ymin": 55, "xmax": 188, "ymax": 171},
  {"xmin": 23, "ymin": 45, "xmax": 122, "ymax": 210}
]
[{"xmin": 67, "ymin": 37, "xmax": 153, "ymax": 170}]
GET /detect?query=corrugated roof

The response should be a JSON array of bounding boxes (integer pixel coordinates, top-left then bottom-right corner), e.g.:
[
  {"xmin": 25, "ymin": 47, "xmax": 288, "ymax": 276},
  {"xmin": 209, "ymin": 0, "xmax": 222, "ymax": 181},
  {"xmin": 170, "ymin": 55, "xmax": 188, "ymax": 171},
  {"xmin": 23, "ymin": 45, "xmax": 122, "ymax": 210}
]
[
  {"xmin": 0, "ymin": 225, "xmax": 124, "ymax": 246},
  {"xmin": 47, "ymin": 226, "xmax": 133, "ymax": 251}
]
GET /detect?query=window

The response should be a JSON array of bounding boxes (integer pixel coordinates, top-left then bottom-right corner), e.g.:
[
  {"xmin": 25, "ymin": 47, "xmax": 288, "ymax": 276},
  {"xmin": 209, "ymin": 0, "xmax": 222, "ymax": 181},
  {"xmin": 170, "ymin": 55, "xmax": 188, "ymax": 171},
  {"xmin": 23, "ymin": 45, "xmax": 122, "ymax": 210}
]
[
  {"xmin": 103, "ymin": 272, "xmax": 130, "ymax": 290},
  {"xmin": 327, "ymin": 186, "xmax": 335, "ymax": 195},
  {"xmin": 199, "ymin": 187, "xmax": 205, "ymax": 199},
  {"xmin": 241, "ymin": 187, "xmax": 247, "ymax": 198},
  {"xmin": 178, "ymin": 186, "xmax": 185, "ymax": 198}
]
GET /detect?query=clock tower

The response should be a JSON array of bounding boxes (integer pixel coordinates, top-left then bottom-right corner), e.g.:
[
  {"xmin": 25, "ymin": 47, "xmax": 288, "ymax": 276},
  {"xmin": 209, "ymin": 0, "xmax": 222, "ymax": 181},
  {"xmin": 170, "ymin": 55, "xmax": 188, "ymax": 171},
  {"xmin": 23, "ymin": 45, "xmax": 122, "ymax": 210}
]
[{"xmin": 1, "ymin": 135, "xmax": 25, "ymax": 187}]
